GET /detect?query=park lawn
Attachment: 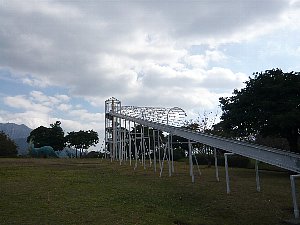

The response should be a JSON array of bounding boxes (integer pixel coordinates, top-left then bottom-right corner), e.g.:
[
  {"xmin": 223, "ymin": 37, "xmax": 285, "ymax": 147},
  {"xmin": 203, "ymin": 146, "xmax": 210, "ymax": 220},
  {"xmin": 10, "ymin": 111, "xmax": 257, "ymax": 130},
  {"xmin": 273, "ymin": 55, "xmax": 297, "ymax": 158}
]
[{"xmin": 0, "ymin": 158, "xmax": 297, "ymax": 225}]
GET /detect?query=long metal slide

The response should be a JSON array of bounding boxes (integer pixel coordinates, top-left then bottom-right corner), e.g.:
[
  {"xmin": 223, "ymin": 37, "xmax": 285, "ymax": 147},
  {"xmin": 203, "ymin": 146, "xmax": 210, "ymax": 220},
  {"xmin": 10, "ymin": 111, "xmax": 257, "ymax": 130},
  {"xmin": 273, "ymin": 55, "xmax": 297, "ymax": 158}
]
[{"xmin": 109, "ymin": 111, "xmax": 300, "ymax": 173}]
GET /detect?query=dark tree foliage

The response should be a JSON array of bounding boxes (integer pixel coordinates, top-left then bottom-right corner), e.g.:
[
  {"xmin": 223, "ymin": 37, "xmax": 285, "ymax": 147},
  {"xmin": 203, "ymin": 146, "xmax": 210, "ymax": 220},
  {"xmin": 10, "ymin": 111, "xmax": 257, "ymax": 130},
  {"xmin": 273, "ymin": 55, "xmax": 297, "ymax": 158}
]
[
  {"xmin": 218, "ymin": 68, "xmax": 300, "ymax": 153},
  {"xmin": 173, "ymin": 121, "xmax": 208, "ymax": 154},
  {"xmin": 27, "ymin": 121, "xmax": 65, "ymax": 150},
  {"xmin": 0, "ymin": 131, "xmax": 18, "ymax": 157},
  {"xmin": 172, "ymin": 147, "xmax": 186, "ymax": 161},
  {"xmin": 65, "ymin": 130, "xmax": 99, "ymax": 158}
]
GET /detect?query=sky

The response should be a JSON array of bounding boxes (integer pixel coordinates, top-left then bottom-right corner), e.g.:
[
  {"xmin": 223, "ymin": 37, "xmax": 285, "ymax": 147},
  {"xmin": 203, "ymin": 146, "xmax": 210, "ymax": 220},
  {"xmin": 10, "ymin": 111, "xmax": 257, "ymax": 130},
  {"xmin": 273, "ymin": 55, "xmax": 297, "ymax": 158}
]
[{"xmin": 0, "ymin": 0, "xmax": 300, "ymax": 150}]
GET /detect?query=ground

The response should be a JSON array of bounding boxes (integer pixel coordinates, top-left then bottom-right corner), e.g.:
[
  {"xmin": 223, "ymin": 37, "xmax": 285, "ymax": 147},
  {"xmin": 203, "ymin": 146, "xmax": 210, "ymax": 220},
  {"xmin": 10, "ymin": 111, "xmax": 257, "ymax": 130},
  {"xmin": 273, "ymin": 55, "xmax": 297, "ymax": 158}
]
[{"xmin": 0, "ymin": 158, "xmax": 297, "ymax": 225}]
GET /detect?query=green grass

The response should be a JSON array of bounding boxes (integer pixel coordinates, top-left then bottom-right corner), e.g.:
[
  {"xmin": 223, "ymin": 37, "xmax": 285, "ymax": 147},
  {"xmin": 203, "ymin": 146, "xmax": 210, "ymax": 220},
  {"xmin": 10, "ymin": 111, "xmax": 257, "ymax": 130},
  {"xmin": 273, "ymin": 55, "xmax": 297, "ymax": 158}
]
[{"xmin": 0, "ymin": 158, "xmax": 297, "ymax": 225}]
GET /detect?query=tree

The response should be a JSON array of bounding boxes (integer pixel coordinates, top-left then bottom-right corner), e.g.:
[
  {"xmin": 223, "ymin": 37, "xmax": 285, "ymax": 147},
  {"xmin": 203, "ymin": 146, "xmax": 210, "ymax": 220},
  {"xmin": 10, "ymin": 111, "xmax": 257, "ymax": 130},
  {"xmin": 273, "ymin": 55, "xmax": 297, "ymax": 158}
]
[
  {"xmin": 27, "ymin": 121, "xmax": 65, "ymax": 150},
  {"xmin": 65, "ymin": 130, "xmax": 99, "ymax": 158},
  {"xmin": 218, "ymin": 68, "xmax": 300, "ymax": 153},
  {"xmin": 0, "ymin": 131, "xmax": 18, "ymax": 157}
]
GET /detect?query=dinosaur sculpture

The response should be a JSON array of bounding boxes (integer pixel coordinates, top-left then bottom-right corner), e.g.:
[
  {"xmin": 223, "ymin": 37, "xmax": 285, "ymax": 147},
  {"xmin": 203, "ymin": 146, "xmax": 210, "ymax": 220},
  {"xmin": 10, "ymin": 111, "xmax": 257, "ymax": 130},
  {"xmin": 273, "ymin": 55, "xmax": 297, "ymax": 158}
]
[{"xmin": 29, "ymin": 140, "xmax": 58, "ymax": 158}]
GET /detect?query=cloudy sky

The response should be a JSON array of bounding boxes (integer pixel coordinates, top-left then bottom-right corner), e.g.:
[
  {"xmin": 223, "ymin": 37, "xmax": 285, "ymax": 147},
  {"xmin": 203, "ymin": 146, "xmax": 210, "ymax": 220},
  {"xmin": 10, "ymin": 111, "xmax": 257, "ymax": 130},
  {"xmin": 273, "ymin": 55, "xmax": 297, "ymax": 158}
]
[{"xmin": 1, "ymin": 0, "xmax": 300, "ymax": 148}]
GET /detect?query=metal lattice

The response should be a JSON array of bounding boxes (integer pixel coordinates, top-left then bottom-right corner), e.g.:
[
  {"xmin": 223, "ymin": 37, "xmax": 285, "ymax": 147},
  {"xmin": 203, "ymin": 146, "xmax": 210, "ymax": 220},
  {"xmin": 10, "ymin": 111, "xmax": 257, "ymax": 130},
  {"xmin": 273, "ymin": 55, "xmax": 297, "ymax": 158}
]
[{"xmin": 120, "ymin": 106, "xmax": 187, "ymax": 127}]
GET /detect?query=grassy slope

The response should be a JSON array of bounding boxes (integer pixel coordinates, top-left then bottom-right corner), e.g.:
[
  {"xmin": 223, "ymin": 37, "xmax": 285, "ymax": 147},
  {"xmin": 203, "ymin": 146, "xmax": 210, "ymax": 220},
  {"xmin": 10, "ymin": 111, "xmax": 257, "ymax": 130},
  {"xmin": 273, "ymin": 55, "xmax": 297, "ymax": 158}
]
[{"xmin": 0, "ymin": 158, "xmax": 297, "ymax": 225}]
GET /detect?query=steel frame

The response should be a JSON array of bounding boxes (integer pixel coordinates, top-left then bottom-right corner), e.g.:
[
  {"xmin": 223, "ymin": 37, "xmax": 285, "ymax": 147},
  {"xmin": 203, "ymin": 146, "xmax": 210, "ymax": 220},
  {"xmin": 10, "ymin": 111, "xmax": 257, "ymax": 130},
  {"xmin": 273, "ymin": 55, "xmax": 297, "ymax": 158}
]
[{"xmin": 104, "ymin": 98, "xmax": 300, "ymax": 219}]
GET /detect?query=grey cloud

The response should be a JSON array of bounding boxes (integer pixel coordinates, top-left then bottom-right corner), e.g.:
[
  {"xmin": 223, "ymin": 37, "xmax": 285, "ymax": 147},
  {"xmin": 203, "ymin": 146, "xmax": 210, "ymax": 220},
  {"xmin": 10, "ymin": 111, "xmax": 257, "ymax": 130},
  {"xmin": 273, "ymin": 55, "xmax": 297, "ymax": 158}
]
[
  {"xmin": 0, "ymin": 0, "xmax": 295, "ymax": 109},
  {"xmin": 125, "ymin": 0, "xmax": 289, "ymax": 41}
]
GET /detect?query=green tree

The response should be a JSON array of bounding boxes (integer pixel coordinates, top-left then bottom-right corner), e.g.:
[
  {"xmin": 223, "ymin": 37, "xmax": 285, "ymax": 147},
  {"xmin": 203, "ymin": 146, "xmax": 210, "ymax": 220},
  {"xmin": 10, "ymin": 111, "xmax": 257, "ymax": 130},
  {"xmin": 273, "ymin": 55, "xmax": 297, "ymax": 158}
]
[
  {"xmin": 49, "ymin": 121, "xmax": 65, "ymax": 150},
  {"xmin": 27, "ymin": 121, "xmax": 65, "ymax": 150},
  {"xmin": 218, "ymin": 69, "xmax": 300, "ymax": 153},
  {"xmin": 65, "ymin": 130, "xmax": 99, "ymax": 158},
  {"xmin": 0, "ymin": 131, "xmax": 18, "ymax": 157}
]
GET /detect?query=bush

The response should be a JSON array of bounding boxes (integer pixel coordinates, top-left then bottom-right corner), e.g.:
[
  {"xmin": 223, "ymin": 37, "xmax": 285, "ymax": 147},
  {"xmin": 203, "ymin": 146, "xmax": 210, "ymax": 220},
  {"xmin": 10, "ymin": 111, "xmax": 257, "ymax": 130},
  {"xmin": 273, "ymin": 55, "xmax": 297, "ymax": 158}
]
[
  {"xmin": 0, "ymin": 132, "xmax": 18, "ymax": 157},
  {"xmin": 222, "ymin": 155, "xmax": 251, "ymax": 168},
  {"xmin": 173, "ymin": 147, "xmax": 186, "ymax": 161},
  {"xmin": 84, "ymin": 151, "xmax": 101, "ymax": 158},
  {"xmin": 194, "ymin": 154, "xmax": 214, "ymax": 166},
  {"xmin": 194, "ymin": 153, "xmax": 251, "ymax": 168}
]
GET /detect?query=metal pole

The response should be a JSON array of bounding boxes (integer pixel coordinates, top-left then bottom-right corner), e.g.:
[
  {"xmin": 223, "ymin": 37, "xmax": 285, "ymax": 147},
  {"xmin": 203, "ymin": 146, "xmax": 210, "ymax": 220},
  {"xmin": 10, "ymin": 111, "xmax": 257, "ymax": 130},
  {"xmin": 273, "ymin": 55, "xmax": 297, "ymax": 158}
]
[
  {"xmin": 255, "ymin": 160, "xmax": 261, "ymax": 192},
  {"xmin": 160, "ymin": 145, "xmax": 167, "ymax": 177},
  {"xmin": 214, "ymin": 148, "xmax": 220, "ymax": 182},
  {"xmin": 139, "ymin": 125, "xmax": 142, "ymax": 167},
  {"xmin": 134, "ymin": 122, "xmax": 138, "ymax": 170},
  {"xmin": 153, "ymin": 129, "xmax": 156, "ymax": 173},
  {"xmin": 188, "ymin": 140, "xmax": 194, "ymax": 183},
  {"xmin": 128, "ymin": 120, "xmax": 132, "ymax": 166},
  {"xmin": 119, "ymin": 117, "xmax": 122, "ymax": 161},
  {"xmin": 119, "ymin": 119, "xmax": 123, "ymax": 165},
  {"xmin": 124, "ymin": 128, "xmax": 127, "ymax": 163},
  {"xmin": 111, "ymin": 99, "xmax": 115, "ymax": 161},
  {"xmin": 225, "ymin": 153, "xmax": 235, "ymax": 194},
  {"xmin": 118, "ymin": 118, "xmax": 121, "ymax": 161},
  {"xmin": 147, "ymin": 127, "xmax": 152, "ymax": 167},
  {"xmin": 171, "ymin": 134, "xmax": 174, "ymax": 173},
  {"xmin": 167, "ymin": 113, "xmax": 171, "ymax": 176},
  {"xmin": 122, "ymin": 119, "xmax": 127, "ymax": 164},
  {"xmin": 290, "ymin": 174, "xmax": 300, "ymax": 219},
  {"xmin": 104, "ymin": 102, "xmax": 107, "ymax": 159},
  {"xmin": 168, "ymin": 134, "xmax": 171, "ymax": 177},
  {"xmin": 141, "ymin": 125, "xmax": 146, "ymax": 169},
  {"xmin": 158, "ymin": 131, "xmax": 161, "ymax": 170}
]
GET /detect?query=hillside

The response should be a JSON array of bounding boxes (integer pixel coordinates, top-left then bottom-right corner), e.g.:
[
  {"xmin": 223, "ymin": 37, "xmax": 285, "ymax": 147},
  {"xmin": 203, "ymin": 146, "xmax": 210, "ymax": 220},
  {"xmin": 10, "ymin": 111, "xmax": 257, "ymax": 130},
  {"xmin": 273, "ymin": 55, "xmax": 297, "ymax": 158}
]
[{"xmin": 0, "ymin": 123, "xmax": 32, "ymax": 155}]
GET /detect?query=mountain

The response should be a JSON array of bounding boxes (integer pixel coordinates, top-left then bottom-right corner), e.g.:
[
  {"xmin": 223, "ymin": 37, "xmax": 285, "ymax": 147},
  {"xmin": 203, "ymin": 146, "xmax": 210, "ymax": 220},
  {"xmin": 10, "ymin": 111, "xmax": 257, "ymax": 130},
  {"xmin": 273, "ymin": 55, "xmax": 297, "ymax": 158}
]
[{"xmin": 0, "ymin": 123, "xmax": 32, "ymax": 155}]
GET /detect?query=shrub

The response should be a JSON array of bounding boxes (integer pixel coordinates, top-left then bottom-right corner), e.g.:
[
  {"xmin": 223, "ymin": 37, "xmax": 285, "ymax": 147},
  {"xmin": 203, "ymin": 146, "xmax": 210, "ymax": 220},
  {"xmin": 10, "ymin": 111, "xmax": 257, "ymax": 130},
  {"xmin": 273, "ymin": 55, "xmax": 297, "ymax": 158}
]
[
  {"xmin": 0, "ymin": 131, "xmax": 18, "ymax": 157},
  {"xmin": 194, "ymin": 153, "xmax": 251, "ymax": 168}
]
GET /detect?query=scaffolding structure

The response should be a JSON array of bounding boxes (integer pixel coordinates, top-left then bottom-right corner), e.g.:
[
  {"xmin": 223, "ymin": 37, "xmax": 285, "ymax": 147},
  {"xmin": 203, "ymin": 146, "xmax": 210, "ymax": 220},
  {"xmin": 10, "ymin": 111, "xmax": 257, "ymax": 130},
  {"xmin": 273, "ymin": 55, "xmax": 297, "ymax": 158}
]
[
  {"xmin": 105, "ymin": 97, "xmax": 186, "ymax": 173},
  {"xmin": 104, "ymin": 97, "xmax": 300, "ymax": 219}
]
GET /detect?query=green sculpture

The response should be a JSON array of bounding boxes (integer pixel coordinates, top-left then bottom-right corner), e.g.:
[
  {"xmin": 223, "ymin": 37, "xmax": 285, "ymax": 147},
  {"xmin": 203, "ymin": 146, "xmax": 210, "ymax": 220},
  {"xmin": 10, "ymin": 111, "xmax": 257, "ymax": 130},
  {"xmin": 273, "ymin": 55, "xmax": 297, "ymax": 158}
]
[{"xmin": 29, "ymin": 140, "xmax": 58, "ymax": 158}]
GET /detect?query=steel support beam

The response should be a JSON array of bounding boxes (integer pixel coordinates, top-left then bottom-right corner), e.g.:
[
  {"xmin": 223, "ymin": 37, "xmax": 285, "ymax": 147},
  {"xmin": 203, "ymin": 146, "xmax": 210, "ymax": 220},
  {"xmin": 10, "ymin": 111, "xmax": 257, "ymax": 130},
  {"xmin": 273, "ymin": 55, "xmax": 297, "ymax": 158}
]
[
  {"xmin": 255, "ymin": 160, "xmax": 261, "ymax": 192},
  {"xmin": 108, "ymin": 112, "xmax": 300, "ymax": 173},
  {"xmin": 291, "ymin": 174, "xmax": 300, "ymax": 219},
  {"xmin": 214, "ymin": 148, "xmax": 220, "ymax": 182},
  {"xmin": 225, "ymin": 153, "xmax": 235, "ymax": 194},
  {"xmin": 188, "ymin": 140, "xmax": 194, "ymax": 183}
]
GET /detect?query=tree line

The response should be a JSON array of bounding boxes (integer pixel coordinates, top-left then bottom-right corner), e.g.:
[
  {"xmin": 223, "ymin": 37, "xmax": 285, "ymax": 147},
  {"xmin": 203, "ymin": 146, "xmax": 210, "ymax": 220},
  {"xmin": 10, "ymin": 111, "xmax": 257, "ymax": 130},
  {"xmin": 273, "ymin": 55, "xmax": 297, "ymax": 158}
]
[
  {"xmin": 0, "ymin": 121, "xmax": 99, "ymax": 157},
  {"xmin": 27, "ymin": 121, "xmax": 99, "ymax": 158}
]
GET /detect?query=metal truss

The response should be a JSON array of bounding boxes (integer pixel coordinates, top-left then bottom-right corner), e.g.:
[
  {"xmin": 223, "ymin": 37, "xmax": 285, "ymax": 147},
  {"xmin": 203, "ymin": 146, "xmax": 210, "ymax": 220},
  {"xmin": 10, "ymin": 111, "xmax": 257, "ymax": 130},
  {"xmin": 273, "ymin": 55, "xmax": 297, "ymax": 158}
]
[
  {"xmin": 108, "ymin": 111, "xmax": 300, "ymax": 173},
  {"xmin": 104, "ymin": 97, "xmax": 300, "ymax": 219},
  {"xmin": 121, "ymin": 105, "xmax": 187, "ymax": 127}
]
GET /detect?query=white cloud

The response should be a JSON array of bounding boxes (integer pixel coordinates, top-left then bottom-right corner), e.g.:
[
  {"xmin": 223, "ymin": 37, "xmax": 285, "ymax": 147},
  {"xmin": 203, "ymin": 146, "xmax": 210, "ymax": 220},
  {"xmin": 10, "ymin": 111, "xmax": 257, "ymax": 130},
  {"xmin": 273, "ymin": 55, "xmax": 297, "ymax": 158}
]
[
  {"xmin": 22, "ymin": 76, "xmax": 52, "ymax": 88},
  {"xmin": 0, "ymin": 110, "xmax": 51, "ymax": 129},
  {"xmin": 184, "ymin": 50, "xmax": 227, "ymax": 69},
  {"xmin": 4, "ymin": 95, "xmax": 51, "ymax": 113},
  {"xmin": 1, "ymin": 91, "xmax": 104, "ymax": 140},
  {"xmin": 202, "ymin": 67, "xmax": 247, "ymax": 90},
  {"xmin": 57, "ymin": 103, "xmax": 72, "ymax": 112}
]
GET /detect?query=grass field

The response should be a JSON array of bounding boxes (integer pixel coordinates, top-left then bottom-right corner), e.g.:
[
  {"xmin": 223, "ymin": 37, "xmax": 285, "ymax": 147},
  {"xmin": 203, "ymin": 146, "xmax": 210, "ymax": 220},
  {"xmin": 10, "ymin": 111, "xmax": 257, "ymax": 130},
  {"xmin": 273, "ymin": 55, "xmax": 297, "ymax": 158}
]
[{"xmin": 0, "ymin": 158, "xmax": 297, "ymax": 225}]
